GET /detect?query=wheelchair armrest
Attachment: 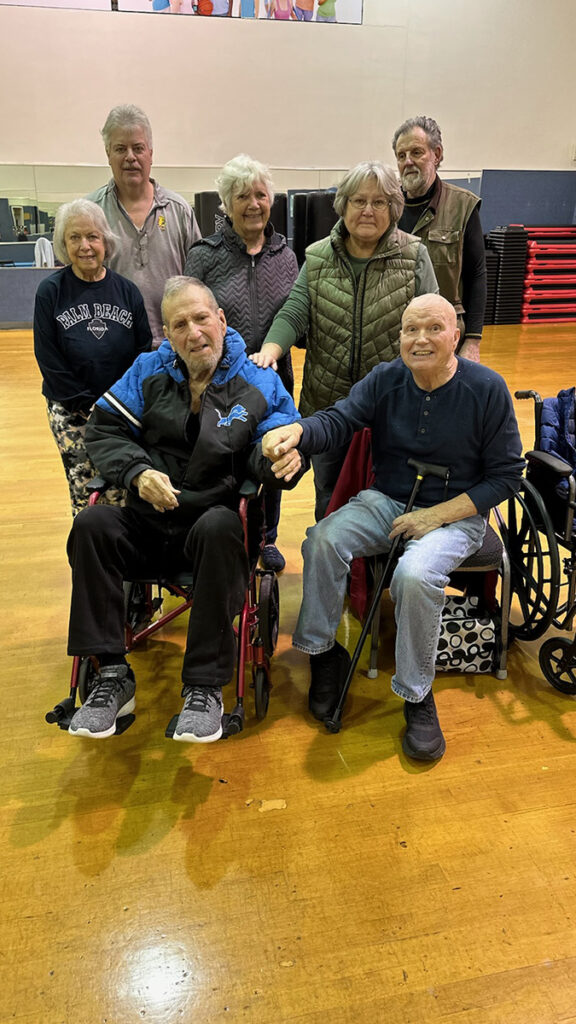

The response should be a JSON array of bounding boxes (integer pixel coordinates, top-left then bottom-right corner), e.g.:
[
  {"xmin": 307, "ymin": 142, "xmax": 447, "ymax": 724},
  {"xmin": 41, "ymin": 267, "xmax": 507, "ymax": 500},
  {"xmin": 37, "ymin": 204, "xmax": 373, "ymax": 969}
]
[
  {"xmin": 238, "ymin": 478, "xmax": 262, "ymax": 501},
  {"xmin": 86, "ymin": 475, "xmax": 111, "ymax": 506},
  {"xmin": 87, "ymin": 475, "xmax": 108, "ymax": 493},
  {"xmin": 525, "ymin": 450, "xmax": 573, "ymax": 478}
]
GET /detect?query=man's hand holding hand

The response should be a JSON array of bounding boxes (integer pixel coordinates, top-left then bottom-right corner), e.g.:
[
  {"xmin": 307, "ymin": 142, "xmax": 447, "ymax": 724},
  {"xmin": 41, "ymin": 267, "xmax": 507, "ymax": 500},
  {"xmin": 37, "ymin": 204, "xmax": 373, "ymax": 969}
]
[
  {"xmin": 132, "ymin": 468, "xmax": 181, "ymax": 512},
  {"xmin": 262, "ymin": 422, "xmax": 304, "ymax": 481}
]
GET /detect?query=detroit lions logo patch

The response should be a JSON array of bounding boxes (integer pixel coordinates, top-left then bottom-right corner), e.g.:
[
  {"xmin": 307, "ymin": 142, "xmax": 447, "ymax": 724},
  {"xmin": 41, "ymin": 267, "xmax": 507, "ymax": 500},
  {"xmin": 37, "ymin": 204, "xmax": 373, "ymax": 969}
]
[{"xmin": 216, "ymin": 404, "xmax": 249, "ymax": 427}]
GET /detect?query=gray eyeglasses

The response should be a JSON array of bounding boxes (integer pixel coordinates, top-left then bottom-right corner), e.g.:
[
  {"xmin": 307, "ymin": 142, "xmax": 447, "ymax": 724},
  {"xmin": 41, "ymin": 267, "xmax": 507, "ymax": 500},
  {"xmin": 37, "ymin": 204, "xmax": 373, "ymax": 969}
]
[{"xmin": 348, "ymin": 197, "xmax": 390, "ymax": 211}]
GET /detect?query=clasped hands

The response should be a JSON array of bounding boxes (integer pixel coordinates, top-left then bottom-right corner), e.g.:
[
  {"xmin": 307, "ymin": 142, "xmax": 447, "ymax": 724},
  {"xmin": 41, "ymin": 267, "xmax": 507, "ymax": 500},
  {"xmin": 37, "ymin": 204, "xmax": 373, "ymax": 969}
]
[
  {"xmin": 132, "ymin": 468, "xmax": 181, "ymax": 513},
  {"xmin": 261, "ymin": 422, "xmax": 304, "ymax": 483},
  {"xmin": 262, "ymin": 424, "xmax": 446, "ymax": 539}
]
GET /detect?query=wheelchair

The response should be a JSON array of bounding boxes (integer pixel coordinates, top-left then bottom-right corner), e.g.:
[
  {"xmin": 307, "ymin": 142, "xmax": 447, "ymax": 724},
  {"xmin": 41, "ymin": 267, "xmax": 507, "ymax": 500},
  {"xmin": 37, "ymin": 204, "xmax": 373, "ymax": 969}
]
[
  {"xmin": 493, "ymin": 388, "xmax": 576, "ymax": 694},
  {"xmin": 45, "ymin": 480, "xmax": 280, "ymax": 738}
]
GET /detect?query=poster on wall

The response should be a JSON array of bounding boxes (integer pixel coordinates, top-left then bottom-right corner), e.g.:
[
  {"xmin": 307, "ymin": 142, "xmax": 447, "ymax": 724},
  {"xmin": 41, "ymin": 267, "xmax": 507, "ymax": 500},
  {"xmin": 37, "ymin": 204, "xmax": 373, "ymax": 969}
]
[
  {"xmin": 0, "ymin": 0, "xmax": 110, "ymax": 7},
  {"xmin": 120, "ymin": 0, "xmax": 363, "ymax": 20},
  {"xmin": 0, "ymin": 0, "xmax": 363, "ymax": 22}
]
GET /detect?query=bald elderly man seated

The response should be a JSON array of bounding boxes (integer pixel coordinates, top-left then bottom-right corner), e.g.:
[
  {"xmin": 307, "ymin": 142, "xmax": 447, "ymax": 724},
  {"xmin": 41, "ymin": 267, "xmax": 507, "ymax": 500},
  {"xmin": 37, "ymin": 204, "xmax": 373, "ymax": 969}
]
[
  {"xmin": 263, "ymin": 294, "xmax": 524, "ymax": 762},
  {"xmin": 65, "ymin": 277, "xmax": 304, "ymax": 744}
]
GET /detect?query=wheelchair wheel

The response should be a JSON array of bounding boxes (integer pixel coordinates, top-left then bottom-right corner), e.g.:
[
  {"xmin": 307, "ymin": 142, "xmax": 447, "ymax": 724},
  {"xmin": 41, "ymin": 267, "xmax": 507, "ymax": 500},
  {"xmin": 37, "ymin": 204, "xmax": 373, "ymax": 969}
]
[
  {"xmin": 496, "ymin": 479, "xmax": 561, "ymax": 642},
  {"xmin": 258, "ymin": 571, "xmax": 280, "ymax": 658},
  {"xmin": 253, "ymin": 665, "xmax": 270, "ymax": 720},
  {"xmin": 78, "ymin": 657, "xmax": 98, "ymax": 704},
  {"xmin": 539, "ymin": 637, "xmax": 576, "ymax": 695}
]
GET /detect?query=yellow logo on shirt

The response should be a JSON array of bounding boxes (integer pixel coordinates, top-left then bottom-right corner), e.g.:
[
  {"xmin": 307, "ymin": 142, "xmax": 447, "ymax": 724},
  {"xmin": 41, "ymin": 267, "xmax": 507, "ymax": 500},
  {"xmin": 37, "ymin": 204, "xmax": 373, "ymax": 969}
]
[{"xmin": 158, "ymin": 215, "xmax": 166, "ymax": 231}]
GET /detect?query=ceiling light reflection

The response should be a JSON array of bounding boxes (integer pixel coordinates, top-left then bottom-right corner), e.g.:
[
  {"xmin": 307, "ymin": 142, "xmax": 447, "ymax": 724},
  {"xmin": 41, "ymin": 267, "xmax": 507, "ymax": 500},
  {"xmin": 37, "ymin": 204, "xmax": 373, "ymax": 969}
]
[{"xmin": 118, "ymin": 939, "xmax": 201, "ymax": 1017}]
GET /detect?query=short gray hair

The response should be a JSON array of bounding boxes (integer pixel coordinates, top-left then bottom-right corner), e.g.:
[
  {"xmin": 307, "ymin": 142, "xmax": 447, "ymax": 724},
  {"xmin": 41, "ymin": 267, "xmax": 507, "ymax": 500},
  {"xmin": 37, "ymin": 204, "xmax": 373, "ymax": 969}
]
[
  {"xmin": 334, "ymin": 161, "xmax": 404, "ymax": 226},
  {"xmin": 392, "ymin": 116, "xmax": 444, "ymax": 165},
  {"xmin": 161, "ymin": 276, "xmax": 219, "ymax": 324},
  {"xmin": 53, "ymin": 199, "xmax": 117, "ymax": 264},
  {"xmin": 101, "ymin": 104, "xmax": 153, "ymax": 154},
  {"xmin": 215, "ymin": 154, "xmax": 275, "ymax": 215}
]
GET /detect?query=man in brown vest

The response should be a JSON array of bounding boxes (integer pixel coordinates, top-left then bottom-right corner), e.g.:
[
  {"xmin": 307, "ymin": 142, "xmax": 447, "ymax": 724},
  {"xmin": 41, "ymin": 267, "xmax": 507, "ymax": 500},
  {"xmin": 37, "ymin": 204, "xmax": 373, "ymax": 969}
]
[{"xmin": 392, "ymin": 115, "xmax": 487, "ymax": 363}]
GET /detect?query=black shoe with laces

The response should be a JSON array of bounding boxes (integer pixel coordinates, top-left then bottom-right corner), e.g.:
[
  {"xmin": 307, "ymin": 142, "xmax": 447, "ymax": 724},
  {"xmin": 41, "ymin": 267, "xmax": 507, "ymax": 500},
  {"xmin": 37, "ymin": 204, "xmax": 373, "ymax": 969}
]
[
  {"xmin": 308, "ymin": 641, "xmax": 351, "ymax": 721},
  {"xmin": 260, "ymin": 544, "xmax": 286, "ymax": 573},
  {"xmin": 402, "ymin": 689, "xmax": 446, "ymax": 761}
]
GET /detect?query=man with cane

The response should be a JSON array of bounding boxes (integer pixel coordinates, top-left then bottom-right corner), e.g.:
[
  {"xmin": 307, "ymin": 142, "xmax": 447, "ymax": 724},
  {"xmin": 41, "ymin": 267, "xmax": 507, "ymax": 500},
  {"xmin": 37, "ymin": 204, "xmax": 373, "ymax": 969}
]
[{"xmin": 262, "ymin": 295, "xmax": 523, "ymax": 761}]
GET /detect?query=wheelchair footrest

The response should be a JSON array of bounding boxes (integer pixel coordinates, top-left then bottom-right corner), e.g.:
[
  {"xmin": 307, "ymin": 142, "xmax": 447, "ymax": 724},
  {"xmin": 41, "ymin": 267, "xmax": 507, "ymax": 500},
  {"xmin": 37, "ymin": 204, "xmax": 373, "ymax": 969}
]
[
  {"xmin": 53, "ymin": 713, "xmax": 75, "ymax": 731},
  {"xmin": 222, "ymin": 705, "xmax": 245, "ymax": 739},
  {"xmin": 165, "ymin": 714, "xmax": 179, "ymax": 739},
  {"xmin": 114, "ymin": 714, "xmax": 135, "ymax": 735},
  {"xmin": 45, "ymin": 696, "xmax": 77, "ymax": 730}
]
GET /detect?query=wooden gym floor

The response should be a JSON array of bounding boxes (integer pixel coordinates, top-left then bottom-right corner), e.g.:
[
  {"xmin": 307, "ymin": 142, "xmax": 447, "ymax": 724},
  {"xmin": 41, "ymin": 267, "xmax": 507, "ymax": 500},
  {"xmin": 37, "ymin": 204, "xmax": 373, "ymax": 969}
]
[{"xmin": 1, "ymin": 325, "xmax": 576, "ymax": 1024}]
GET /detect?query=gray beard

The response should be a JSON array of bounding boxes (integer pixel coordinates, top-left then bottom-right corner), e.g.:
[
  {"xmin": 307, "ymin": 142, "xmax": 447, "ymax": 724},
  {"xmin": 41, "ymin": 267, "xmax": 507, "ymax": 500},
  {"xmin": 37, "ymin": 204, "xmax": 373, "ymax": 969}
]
[{"xmin": 401, "ymin": 169, "xmax": 429, "ymax": 196}]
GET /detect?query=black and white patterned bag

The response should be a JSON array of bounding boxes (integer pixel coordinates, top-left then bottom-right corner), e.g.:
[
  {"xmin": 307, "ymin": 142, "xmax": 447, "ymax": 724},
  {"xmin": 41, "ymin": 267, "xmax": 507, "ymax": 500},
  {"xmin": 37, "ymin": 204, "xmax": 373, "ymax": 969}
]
[{"xmin": 435, "ymin": 594, "xmax": 496, "ymax": 674}]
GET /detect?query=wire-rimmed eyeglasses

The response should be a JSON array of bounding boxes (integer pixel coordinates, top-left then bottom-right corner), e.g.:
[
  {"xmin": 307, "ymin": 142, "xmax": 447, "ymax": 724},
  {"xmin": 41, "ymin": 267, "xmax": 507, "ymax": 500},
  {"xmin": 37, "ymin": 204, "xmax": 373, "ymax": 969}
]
[{"xmin": 348, "ymin": 197, "xmax": 390, "ymax": 211}]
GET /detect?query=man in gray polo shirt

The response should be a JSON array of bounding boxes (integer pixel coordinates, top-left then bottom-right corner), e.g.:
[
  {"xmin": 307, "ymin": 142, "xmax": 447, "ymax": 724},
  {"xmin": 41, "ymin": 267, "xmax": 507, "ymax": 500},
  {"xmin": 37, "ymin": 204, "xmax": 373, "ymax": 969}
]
[{"xmin": 87, "ymin": 104, "xmax": 201, "ymax": 346}]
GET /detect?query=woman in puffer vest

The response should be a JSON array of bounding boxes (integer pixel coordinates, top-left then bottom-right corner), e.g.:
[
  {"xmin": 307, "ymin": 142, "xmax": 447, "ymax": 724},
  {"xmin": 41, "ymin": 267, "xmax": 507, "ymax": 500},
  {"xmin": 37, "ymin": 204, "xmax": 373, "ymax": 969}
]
[{"xmin": 251, "ymin": 161, "xmax": 438, "ymax": 520}]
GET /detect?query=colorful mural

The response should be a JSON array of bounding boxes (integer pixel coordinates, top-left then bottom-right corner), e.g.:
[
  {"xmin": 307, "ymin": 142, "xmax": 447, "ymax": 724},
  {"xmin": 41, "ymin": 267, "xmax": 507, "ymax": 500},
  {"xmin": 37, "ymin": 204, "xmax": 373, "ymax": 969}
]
[{"xmin": 0, "ymin": 0, "xmax": 363, "ymax": 22}]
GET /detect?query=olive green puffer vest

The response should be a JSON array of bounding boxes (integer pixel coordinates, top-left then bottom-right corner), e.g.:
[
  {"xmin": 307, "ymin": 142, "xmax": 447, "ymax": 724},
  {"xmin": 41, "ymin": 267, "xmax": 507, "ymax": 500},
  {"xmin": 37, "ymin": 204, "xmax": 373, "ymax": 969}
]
[{"xmin": 300, "ymin": 220, "xmax": 421, "ymax": 416}]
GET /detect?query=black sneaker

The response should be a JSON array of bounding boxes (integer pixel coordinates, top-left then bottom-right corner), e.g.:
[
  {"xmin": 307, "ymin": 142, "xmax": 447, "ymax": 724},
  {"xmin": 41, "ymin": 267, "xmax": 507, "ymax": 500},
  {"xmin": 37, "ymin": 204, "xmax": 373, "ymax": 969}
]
[
  {"xmin": 260, "ymin": 544, "xmax": 286, "ymax": 573},
  {"xmin": 402, "ymin": 690, "xmax": 446, "ymax": 761},
  {"xmin": 308, "ymin": 641, "xmax": 351, "ymax": 721}
]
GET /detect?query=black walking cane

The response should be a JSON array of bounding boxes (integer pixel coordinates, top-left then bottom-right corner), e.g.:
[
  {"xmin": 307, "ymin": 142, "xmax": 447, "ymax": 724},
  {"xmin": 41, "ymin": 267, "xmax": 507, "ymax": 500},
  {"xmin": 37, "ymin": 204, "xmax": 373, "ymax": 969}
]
[{"xmin": 324, "ymin": 458, "xmax": 450, "ymax": 733}]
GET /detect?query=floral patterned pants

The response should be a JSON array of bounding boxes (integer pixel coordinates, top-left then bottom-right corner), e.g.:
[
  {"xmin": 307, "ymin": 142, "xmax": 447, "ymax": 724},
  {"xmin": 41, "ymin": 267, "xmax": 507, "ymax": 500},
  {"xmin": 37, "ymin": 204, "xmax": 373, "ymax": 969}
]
[{"xmin": 46, "ymin": 399, "xmax": 125, "ymax": 516}]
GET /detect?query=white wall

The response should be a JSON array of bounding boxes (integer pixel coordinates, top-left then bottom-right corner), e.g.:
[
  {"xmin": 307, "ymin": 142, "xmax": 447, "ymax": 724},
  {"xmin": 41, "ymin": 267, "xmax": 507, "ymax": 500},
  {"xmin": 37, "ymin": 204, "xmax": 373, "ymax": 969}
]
[{"xmin": 0, "ymin": 0, "xmax": 575, "ymax": 205}]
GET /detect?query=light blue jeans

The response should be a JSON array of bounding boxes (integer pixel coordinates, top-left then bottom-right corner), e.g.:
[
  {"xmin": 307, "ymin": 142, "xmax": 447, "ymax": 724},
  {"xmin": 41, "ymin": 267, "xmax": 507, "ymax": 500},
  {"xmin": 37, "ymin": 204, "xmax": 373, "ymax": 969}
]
[{"xmin": 293, "ymin": 488, "xmax": 486, "ymax": 702}]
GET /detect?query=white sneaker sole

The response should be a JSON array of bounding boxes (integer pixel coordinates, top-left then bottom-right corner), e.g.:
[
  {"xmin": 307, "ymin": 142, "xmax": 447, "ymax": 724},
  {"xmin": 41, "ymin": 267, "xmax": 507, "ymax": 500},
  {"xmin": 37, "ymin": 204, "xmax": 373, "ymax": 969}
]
[
  {"xmin": 173, "ymin": 723, "xmax": 223, "ymax": 744},
  {"xmin": 68, "ymin": 696, "xmax": 136, "ymax": 739}
]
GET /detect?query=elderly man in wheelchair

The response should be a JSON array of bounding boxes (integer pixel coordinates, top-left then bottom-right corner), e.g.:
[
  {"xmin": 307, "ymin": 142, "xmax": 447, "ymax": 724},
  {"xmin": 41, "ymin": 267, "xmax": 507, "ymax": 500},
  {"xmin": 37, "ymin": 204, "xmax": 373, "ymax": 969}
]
[
  {"xmin": 63, "ymin": 276, "xmax": 305, "ymax": 743},
  {"xmin": 263, "ymin": 294, "xmax": 525, "ymax": 762}
]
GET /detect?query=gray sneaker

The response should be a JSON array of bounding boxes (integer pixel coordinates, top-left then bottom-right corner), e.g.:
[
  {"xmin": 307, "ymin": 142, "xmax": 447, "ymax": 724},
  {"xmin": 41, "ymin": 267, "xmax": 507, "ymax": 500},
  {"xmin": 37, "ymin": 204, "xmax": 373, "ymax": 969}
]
[
  {"xmin": 173, "ymin": 685, "xmax": 223, "ymax": 743},
  {"xmin": 69, "ymin": 664, "xmax": 136, "ymax": 739}
]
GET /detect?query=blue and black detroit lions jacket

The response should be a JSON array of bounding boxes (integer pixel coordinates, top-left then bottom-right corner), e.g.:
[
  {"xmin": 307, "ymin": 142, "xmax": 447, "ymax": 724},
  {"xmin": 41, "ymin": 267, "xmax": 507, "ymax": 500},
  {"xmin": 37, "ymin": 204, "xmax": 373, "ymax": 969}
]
[{"xmin": 86, "ymin": 327, "xmax": 305, "ymax": 524}]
